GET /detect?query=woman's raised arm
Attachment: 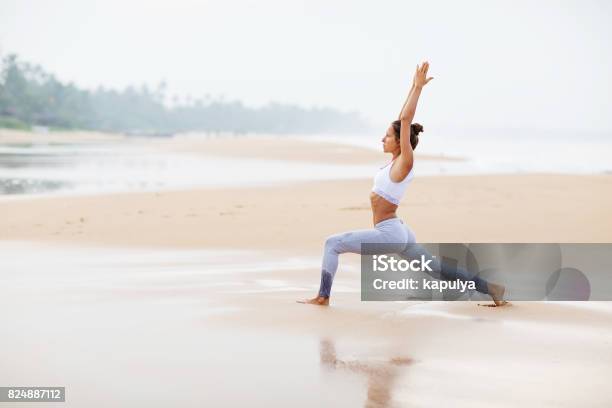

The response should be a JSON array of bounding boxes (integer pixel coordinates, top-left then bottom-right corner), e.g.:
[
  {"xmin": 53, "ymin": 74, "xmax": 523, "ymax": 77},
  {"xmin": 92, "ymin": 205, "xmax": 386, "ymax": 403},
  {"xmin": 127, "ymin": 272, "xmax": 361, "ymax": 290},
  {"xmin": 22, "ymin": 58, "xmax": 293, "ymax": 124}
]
[
  {"xmin": 398, "ymin": 82, "xmax": 415, "ymax": 120},
  {"xmin": 398, "ymin": 62, "xmax": 433, "ymax": 161}
]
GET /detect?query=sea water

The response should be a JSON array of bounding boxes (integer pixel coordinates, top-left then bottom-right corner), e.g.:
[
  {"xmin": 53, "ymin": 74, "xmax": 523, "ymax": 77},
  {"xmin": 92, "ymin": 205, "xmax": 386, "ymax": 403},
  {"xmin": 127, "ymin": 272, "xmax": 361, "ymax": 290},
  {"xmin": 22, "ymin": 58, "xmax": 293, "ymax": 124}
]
[
  {"xmin": 298, "ymin": 127, "xmax": 612, "ymax": 175},
  {"xmin": 0, "ymin": 139, "xmax": 375, "ymax": 196},
  {"xmin": 1, "ymin": 128, "xmax": 610, "ymax": 197}
]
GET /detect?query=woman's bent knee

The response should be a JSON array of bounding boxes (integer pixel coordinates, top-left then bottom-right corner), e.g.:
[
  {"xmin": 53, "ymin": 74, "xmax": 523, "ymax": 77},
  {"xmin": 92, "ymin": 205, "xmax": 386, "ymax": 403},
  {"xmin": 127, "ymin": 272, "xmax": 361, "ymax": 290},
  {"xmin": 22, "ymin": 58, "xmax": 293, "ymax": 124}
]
[
  {"xmin": 324, "ymin": 234, "xmax": 342, "ymax": 251},
  {"xmin": 325, "ymin": 231, "xmax": 357, "ymax": 254}
]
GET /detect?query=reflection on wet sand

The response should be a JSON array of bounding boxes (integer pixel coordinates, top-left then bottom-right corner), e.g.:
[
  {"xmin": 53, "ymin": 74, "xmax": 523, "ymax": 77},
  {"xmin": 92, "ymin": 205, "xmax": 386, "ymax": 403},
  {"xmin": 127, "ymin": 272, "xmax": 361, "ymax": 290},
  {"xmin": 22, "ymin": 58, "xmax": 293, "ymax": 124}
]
[
  {"xmin": 2, "ymin": 241, "xmax": 612, "ymax": 406},
  {"xmin": 320, "ymin": 338, "xmax": 412, "ymax": 408}
]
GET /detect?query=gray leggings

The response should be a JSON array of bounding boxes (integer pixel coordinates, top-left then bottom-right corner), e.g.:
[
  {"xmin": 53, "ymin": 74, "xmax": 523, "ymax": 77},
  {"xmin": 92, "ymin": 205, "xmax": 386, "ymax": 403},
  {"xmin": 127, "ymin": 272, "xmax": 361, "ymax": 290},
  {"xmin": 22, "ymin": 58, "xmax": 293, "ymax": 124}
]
[{"xmin": 318, "ymin": 217, "xmax": 490, "ymax": 297}]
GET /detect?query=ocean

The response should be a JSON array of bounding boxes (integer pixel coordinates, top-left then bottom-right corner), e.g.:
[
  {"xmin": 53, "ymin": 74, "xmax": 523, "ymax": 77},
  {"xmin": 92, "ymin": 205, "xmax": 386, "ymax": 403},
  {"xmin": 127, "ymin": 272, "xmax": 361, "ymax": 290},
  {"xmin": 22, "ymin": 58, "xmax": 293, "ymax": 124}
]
[{"xmin": 0, "ymin": 128, "xmax": 610, "ymax": 197}]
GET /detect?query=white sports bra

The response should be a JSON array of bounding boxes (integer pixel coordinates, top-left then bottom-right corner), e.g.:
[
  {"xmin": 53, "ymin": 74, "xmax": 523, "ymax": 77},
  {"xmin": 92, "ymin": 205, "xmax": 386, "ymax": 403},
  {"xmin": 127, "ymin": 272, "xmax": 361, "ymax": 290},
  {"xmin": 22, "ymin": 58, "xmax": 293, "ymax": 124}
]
[{"xmin": 371, "ymin": 159, "xmax": 414, "ymax": 205}]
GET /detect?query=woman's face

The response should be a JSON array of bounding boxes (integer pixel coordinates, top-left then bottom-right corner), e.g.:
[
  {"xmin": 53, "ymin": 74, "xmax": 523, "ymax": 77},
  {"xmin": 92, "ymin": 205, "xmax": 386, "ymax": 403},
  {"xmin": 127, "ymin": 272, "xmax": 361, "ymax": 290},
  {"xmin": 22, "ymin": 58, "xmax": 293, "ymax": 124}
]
[{"xmin": 381, "ymin": 125, "xmax": 399, "ymax": 153}]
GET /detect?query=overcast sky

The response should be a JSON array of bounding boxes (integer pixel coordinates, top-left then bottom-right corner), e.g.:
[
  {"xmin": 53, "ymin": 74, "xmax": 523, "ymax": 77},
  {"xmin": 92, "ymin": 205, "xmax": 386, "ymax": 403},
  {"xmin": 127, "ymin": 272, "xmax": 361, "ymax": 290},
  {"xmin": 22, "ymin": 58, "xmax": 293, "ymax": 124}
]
[{"xmin": 1, "ymin": 0, "xmax": 610, "ymax": 132}]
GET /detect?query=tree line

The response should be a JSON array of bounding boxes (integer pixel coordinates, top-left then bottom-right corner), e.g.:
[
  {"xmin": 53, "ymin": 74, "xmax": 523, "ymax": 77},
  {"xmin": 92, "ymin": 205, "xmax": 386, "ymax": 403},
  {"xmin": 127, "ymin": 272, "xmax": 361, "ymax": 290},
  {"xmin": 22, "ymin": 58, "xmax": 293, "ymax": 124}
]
[{"xmin": 0, "ymin": 54, "xmax": 368, "ymax": 135}]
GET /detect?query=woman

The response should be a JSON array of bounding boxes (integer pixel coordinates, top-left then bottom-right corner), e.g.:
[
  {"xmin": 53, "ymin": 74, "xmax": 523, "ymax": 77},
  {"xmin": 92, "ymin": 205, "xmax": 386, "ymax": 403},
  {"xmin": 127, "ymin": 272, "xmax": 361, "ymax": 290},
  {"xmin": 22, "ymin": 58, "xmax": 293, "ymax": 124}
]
[{"xmin": 298, "ymin": 61, "xmax": 508, "ymax": 307}]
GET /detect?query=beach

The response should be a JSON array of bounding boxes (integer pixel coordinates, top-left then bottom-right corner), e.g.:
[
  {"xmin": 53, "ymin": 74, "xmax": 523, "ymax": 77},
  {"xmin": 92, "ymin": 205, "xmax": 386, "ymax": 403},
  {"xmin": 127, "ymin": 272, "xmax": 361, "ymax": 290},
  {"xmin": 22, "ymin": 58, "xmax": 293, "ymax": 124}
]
[
  {"xmin": 1, "ymin": 174, "xmax": 612, "ymax": 250},
  {"xmin": 1, "ymin": 131, "xmax": 612, "ymax": 407}
]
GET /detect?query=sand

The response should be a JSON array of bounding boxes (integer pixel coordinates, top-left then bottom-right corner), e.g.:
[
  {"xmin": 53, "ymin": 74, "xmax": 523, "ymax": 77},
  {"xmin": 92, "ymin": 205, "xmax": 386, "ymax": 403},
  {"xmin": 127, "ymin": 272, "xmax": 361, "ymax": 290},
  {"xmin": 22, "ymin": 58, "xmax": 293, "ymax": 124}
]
[
  {"xmin": 2, "ymin": 130, "xmax": 610, "ymax": 248},
  {"xmin": 1, "ymin": 132, "xmax": 611, "ymax": 407},
  {"xmin": 147, "ymin": 132, "xmax": 465, "ymax": 163},
  {"xmin": 0, "ymin": 174, "xmax": 610, "ymax": 249}
]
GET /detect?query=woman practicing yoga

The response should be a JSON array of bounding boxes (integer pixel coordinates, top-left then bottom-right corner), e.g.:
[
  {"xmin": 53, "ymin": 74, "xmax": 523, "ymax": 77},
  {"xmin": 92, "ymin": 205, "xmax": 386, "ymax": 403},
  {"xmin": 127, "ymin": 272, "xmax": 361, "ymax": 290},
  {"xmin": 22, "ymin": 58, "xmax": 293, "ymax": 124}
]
[{"xmin": 298, "ymin": 61, "xmax": 508, "ymax": 307}]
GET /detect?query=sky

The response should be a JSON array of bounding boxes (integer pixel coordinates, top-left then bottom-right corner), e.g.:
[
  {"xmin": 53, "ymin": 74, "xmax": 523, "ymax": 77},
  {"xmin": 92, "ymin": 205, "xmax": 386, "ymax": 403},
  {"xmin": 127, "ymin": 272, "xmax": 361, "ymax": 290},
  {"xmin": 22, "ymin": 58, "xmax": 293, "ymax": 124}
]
[{"xmin": 0, "ymin": 0, "xmax": 611, "ymax": 133}]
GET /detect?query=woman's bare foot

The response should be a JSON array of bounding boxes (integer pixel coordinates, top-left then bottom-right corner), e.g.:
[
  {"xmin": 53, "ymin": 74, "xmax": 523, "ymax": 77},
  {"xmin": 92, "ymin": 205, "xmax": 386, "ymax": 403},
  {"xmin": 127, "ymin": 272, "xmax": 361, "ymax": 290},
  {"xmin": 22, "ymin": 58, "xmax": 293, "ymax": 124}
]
[
  {"xmin": 297, "ymin": 296, "xmax": 330, "ymax": 306},
  {"xmin": 483, "ymin": 282, "xmax": 509, "ymax": 307}
]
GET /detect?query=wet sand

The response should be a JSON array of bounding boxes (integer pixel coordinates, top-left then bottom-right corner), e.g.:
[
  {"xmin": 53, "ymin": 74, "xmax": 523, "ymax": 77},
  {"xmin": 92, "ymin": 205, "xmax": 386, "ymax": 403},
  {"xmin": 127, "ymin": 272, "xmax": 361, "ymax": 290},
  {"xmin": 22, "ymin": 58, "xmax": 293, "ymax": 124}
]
[{"xmin": 1, "ymin": 242, "xmax": 611, "ymax": 407}]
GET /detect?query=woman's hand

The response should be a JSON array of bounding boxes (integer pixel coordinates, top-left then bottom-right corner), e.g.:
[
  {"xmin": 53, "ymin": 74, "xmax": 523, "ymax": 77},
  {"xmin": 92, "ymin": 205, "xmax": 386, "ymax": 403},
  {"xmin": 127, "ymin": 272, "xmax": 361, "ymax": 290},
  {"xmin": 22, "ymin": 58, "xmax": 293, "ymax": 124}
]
[{"xmin": 413, "ymin": 61, "xmax": 434, "ymax": 89}]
